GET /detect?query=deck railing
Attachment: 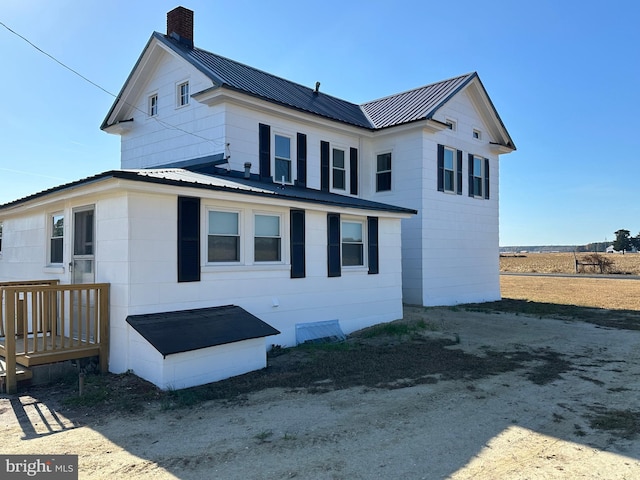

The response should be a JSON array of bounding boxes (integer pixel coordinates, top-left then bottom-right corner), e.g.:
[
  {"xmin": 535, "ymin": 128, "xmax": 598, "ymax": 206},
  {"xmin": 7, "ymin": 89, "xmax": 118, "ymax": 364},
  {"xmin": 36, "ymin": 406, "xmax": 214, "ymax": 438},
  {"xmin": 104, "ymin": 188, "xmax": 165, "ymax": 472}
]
[{"xmin": 0, "ymin": 281, "xmax": 109, "ymax": 394}]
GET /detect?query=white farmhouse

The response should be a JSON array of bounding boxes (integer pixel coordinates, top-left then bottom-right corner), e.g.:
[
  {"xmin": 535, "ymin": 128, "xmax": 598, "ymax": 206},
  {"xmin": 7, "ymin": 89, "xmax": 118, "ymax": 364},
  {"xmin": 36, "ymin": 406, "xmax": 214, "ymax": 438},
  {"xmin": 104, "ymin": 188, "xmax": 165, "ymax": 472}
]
[{"xmin": 0, "ymin": 7, "xmax": 514, "ymax": 391}]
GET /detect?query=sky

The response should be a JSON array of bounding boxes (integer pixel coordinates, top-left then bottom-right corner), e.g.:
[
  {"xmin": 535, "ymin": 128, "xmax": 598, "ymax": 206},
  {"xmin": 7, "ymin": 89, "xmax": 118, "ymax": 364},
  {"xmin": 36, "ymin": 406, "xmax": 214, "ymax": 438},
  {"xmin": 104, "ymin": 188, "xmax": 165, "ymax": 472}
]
[{"xmin": 1, "ymin": 0, "xmax": 639, "ymax": 247}]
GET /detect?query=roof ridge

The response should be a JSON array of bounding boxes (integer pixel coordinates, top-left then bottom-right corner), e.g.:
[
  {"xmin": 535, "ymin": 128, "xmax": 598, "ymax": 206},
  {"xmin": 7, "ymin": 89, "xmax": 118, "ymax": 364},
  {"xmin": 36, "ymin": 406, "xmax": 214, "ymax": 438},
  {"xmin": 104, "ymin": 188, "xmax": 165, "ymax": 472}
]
[{"xmin": 361, "ymin": 72, "xmax": 476, "ymax": 106}]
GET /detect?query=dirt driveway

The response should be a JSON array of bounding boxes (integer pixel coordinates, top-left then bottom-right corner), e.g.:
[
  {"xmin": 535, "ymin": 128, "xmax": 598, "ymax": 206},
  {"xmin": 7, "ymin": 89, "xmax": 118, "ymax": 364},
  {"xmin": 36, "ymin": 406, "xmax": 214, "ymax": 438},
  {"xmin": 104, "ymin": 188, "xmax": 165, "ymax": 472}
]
[{"xmin": 2, "ymin": 306, "xmax": 640, "ymax": 479}]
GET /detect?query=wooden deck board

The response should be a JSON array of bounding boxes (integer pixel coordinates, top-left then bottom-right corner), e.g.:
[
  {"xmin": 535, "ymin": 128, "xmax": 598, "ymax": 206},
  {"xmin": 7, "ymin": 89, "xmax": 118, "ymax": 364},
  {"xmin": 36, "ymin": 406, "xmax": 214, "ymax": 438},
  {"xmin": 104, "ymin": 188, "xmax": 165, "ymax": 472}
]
[{"xmin": 0, "ymin": 335, "xmax": 100, "ymax": 367}]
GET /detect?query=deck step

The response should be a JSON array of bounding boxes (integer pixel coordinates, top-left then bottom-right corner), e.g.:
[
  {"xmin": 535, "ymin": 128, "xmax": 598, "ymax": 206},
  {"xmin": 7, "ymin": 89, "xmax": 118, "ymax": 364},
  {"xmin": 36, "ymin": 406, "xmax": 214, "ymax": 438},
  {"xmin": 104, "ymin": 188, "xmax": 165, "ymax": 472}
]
[{"xmin": 0, "ymin": 356, "xmax": 33, "ymax": 382}]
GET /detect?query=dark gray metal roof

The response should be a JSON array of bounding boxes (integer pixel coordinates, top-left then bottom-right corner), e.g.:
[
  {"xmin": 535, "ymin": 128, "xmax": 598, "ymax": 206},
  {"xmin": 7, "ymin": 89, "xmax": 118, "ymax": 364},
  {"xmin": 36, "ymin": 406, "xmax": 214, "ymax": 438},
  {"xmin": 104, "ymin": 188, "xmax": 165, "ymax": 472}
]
[
  {"xmin": 0, "ymin": 168, "xmax": 417, "ymax": 215},
  {"xmin": 361, "ymin": 73, "xmax": 475, "ymax": 129},
  {"xmin": 103, "ymin": 32, "xmax": 514, "ymax": 148},
  {"xmin": 157, "ymin": 32, "xmax": 374, "ymax": 129},
  {"xmin": 126, "ymin": 305, "xmax": 280, "ymax": 356}
]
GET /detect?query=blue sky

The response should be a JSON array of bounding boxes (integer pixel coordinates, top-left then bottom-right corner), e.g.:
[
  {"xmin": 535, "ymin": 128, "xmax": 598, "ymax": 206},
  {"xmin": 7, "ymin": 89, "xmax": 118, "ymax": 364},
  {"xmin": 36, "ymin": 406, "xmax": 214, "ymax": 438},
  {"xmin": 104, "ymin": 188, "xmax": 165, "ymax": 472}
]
[{"xmin": 1, "ymin": 0, "xmax": 639, "ymax": 246}]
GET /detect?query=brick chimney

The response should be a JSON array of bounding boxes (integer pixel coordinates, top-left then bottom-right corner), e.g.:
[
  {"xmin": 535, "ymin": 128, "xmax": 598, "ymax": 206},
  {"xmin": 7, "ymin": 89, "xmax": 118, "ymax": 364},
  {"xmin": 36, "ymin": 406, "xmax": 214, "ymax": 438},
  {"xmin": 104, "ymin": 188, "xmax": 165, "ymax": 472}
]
[{"xmin": 167, "ymin": 6, "xmax": 194, "ymax": 48}]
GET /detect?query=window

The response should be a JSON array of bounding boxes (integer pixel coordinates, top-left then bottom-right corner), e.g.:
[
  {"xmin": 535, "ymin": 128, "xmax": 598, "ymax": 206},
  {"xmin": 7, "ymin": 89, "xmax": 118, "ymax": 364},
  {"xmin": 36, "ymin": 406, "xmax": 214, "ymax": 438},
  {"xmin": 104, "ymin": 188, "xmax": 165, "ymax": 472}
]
[
  {"xmin": 149, "ymin": 94, "xmax": 158, "ymax": 116},
  {"xmin": 443, "ymin": 148, "xmax": 455, "ymax": 192},
  {"xmin": 473, "ymin": 129, "xmax": 481, "ymax": 140},
  {"xmin": 208, "ymin": 211, "xmax": 239, "ymax": 262},
  {"xmin": 50, "ymin": 214, "xmax": 64, "ymax": 264},
  {"xmin": 472, "ymin": 156, "xmax": 483, "ymax": 197},
  {"xmin": 342, "ymin": 220, "xmax": 364, "ymax": 267},
  {"xmin": 254, "ymin": 214, "xmax": 281, "ymax": 262},
  {"xmin": 376, "ymin": 152, "xmax": 392, "ymax": 192},
  {"xmin": 178, "ymin": 81, "xmax": 189, "ymax": 106},
  {"xmin": 332, "ymin": 148, "xmax": 346, "ymax": 190},
  {"xmin": 468, "ymin": 154, "xmax": 490, "ymax": 199},
  {"xmin": 274, "ymin": 135, "xmax": 291, "ymax": 183},
  {"xmin": 445, "ymin": 119, "xmax": 457, "ymax": 131}
]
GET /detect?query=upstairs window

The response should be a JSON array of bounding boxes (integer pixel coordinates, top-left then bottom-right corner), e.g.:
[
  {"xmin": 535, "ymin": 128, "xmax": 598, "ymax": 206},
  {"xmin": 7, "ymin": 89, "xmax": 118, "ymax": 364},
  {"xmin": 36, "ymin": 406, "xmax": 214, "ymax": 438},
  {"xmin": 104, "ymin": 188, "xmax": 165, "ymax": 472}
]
[
  {"xmin": 50, "ymin": 214, "xmax": 64, "ymax": 264},
  {"xmin": 274, "ymin": 135, "xmax": 292, "ymax": 183},
  {"xmin": 468, "ymin": 154, "xmax": 490, "ymax": 199},
  {"xmin": 177, "ymin": 81, "xmax": 189, "ymax": 106},
  {"xmin": 472, "ymin": 156, "xmax": 483, "ymax": 197},
  {"xmin": 208, "ymin": 211, "xmax": 240, "ymax": 262},
  {"xmin": 149, "ymin": 94, "xmax": 158, "ymax": 116},
  {"xmin": 376, "ymin": 152, "xmax": 392, "ymax": 192},
  {"xmin": 254, "ymin": 214, "xmax": 281, "ymax": 262},
  {"xmin": 342, "ymin": 220, "xmax": 364, "ymax": 267},
  {"xmin": 443, "ymin": 148, "xmax": 455, "ymax": 192},
  {"xmin": 332, "ymin": 148, "xmax": 346, "ymax": 190}
]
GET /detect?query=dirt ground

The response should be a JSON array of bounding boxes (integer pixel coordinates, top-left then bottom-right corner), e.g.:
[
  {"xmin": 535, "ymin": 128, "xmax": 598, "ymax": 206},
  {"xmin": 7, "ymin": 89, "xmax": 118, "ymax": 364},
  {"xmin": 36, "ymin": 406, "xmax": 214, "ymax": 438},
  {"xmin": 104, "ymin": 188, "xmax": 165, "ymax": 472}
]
[{"xmin": 2, "ymin": 305, "xmax": 640, "ymax": 479}]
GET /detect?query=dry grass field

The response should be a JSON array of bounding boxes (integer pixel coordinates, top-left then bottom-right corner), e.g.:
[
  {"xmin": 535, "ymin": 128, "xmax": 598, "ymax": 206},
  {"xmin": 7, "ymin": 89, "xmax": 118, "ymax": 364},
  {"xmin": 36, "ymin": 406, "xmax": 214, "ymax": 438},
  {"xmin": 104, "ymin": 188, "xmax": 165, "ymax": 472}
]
[
  {"xmin": 500, "ymin": 251, "xmax": 640, "ymax": 275},
  {"xmin": 500, "ymin": 252, "xmax": 640, "ymax": 311}
]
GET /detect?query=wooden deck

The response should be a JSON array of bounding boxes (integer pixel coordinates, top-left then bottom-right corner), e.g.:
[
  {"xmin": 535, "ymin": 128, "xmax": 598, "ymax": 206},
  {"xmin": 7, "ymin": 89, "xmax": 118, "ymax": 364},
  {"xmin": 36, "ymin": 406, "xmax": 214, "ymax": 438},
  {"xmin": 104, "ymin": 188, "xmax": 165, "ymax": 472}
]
[{"xmin": 0, "ymin": 281, "xmax": 109, "ymax": 394}]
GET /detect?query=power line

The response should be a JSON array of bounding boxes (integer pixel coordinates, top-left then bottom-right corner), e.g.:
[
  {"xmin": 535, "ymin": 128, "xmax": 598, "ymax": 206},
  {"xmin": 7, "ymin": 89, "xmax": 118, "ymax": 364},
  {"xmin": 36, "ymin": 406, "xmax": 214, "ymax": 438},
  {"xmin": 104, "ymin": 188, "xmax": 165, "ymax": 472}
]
[{"xmin": 0, "ymin": 20, "xmax": 224, "ymax": 148}]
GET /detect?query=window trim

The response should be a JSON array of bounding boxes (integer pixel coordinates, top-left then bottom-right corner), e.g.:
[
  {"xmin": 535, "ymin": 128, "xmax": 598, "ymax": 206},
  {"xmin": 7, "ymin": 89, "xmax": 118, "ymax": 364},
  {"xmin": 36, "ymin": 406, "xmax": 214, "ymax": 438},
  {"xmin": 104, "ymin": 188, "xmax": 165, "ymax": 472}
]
[
  {"xmin": 341, "ymin": 218, "xmax": 366, "ymax": 268},
  {"xmin": 445, "ymin": 118, "xmax": 457, "ymax": 131},
  {"xmin": 49, "ymin": 212, "xmax": 64, "ymax": 265},
  {"xmin": 273, "ymin": 133, "xmax": 293, "ymax": 184},
  {"xmin": 148, "ymin": 93, "xmax": 158, "ymax": 116},
  {"xmin": 331, "ymin": 147, "xmax": 346, "ymax": 191},
  {"xmin": 376, "ymin": 151, "xmax": 392, "ymax": 192},
  {"xmin": 253, "ymin": 212, "xmax": 283, "ymax": 263},
  {"xmin": 177, "ymin": 80, "xmax": 190, "ymax": 107},
  {"xmin": 206, "ymin": 208, "xmax": 241, "ymax": 264}
]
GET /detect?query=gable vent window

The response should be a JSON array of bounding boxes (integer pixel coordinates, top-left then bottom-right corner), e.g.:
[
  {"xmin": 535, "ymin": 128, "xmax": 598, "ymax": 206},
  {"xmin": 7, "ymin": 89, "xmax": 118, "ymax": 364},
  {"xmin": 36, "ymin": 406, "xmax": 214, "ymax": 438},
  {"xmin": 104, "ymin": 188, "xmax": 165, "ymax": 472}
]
[
  {"xmin": 473, "ymin": 129, "xmax": 481, "ymax": 140},
  {"xmin": 445, "ymin": 119, "xmax": 456, "ymax": 131},
  {"xmin": 149, "ymin": 94, "xmax": 158, "ymax": 116},
  {"xmin": 178, "ymin": 81, "xmax": 189, "ymax": 106}
]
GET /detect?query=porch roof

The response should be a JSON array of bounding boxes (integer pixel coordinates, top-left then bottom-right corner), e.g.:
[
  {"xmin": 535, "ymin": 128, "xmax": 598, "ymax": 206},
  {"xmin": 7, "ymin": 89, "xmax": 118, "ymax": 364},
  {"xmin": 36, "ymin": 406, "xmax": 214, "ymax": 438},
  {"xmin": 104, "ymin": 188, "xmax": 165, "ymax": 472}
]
[{"xmin": 126, "ymin": 305, "xmax": 280, "ymax": 357}]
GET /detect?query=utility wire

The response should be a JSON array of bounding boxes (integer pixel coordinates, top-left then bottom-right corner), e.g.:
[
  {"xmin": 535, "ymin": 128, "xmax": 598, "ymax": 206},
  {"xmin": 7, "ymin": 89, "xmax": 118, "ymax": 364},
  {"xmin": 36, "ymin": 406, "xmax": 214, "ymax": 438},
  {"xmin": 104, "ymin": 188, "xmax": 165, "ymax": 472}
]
[{"xmin": 0, "ymin": 20, "xmax": 224, "ymax": 148}]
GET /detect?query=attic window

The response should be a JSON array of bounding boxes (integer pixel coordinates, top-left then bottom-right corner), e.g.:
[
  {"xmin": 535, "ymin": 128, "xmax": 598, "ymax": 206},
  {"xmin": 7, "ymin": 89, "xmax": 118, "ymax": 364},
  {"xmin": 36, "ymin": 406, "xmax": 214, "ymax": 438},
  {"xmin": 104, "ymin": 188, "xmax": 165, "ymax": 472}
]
[
  {"xmin": 149, "ymin": 94, "xmax": 158, "ymax": 116},
  {"xmin": 473, "ymin": 129, "xmax": 482, "ymax": 140},
  {"xmin": 178, "ymin": 81, "xmax": 190, "ymax": 107},
  {"xmin": 445, "ymin": 119, "xmax": 456, "ymax": 131}
]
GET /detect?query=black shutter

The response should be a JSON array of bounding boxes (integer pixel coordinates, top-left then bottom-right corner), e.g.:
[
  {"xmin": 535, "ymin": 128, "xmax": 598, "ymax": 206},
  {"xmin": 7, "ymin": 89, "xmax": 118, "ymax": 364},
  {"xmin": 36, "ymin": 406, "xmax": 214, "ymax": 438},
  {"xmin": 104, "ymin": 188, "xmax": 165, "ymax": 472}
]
[
  {"xmin": 484, "ymin": 158, "xmax": 490, "ymax": 199},
  {"xmin": 468, "ymin": 154, "xmax": 474, "ymax": 197},
  {"xmin": 259, "ymin": 123, "xmax": 271, "ymax": 180},
  {"xmin": 437, "ymin": 144, "xmax": 444, "ymax": 192},
  {"xmin": 327, "ymin": 213, "xmax": 341, "ymax": 277},
  {"xmin": 367, "ymin": 216, "xmax": 379, "ymax": 275},
  {"xmin": 290, "ymin": 209, "xmax": 306, "ymax": 278},
  {"xmin": 296, "ymin": 133, "xmax": 307, "ymax": 187},
  {"xmin": 350, "ymin": 147, "xmax": 358, "ymax": 195},
  {"xmin": 456, "ymin": 150, "xmax": 463, "ymax": 195},
  {"xmin": 321, "ymin": 141, "xmax": 330, "ymax": 192},
  {"xmin": 177, "ymin": 196, "xmax": 200, "ymax": 282}
]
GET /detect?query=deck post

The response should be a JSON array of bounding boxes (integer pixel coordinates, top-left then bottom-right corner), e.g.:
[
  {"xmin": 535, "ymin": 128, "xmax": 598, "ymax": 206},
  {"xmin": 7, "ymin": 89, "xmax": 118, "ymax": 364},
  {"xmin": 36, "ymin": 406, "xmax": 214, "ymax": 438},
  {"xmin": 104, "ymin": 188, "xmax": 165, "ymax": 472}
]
[
  {"xmin": 5, "ymin": 290, "xmax": 17, "ymax": 394},
  {"xmin": 99, "ymin": 285, "xmax": 109, "ymax": 373}
]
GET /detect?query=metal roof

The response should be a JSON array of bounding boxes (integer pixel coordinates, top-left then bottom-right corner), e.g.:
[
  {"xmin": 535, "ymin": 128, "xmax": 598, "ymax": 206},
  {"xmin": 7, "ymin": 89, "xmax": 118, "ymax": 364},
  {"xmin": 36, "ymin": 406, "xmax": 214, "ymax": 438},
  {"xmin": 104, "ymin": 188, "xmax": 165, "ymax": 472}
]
[
  {"xmin": 0, "ymin": 168, "xmax": 417, "ymax": 215},
  {"xmin": 361, "ymin": 73, "xmax": 476, "ymax": 129},
  {"xmin": 102, "ymin": 32, "xmax": 514, "ymax": 148},
  {"xmin": 158, "ymin": 33, "xmax": 374, "ymax": 129}
]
